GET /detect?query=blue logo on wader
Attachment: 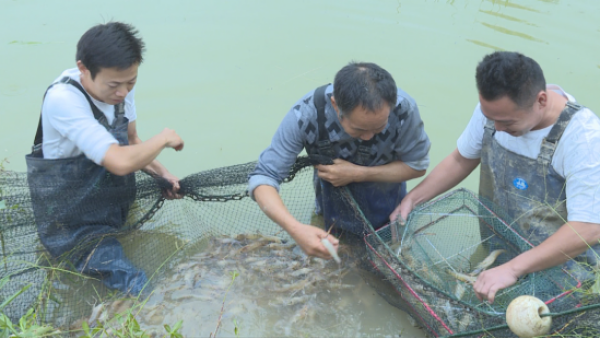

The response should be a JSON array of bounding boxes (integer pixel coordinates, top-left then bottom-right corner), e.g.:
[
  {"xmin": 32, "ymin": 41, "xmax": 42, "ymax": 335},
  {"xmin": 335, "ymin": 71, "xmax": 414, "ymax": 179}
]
[{"xmin": 513, "ymin": 177, "xmax": 528, "ymax": 190}]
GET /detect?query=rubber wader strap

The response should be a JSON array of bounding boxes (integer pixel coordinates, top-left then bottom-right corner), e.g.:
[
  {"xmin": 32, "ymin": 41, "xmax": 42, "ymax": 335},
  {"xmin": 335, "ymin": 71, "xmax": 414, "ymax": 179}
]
[
  {"xmin": 310, "ymin": 83, "xmax": 335, "ymax": 165},
  {"xmin": 32, "ymin": 77, "xmax": 113, "ymax": 153},
  {"xmin": 314, "ymin": 84, "xmax": 330, "ymax": 143},
  {"xmin": 539, "ymin": 101, "xmax": 581, "ymax": 165},
  {"xmin": 545, "ymin": 102, "xmax": 581, "ymax": 144}
]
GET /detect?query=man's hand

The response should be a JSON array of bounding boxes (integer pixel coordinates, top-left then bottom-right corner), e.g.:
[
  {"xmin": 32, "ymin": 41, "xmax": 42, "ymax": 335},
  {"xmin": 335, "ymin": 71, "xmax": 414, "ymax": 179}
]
[
  {"xmin": 315, "ymin": 158, "xmax": 363, "ymax": 187},
  {"xmin": 161, "ymin": 172, "xmax": 182, "ymax": 199},
  {"xmin": 289, "ymin": 224, "xmax": 340, "ymax": 260},
  {"xmin": 473, "ymin": 263, "xmax": 519, "ymax": 304},
  {"xmin": 390, "ymin": 194, "xmax": 416, "ymax": 225},
  {"xmin": 160, "ymin": 128, "xmax": 184, "ymax": 151}
]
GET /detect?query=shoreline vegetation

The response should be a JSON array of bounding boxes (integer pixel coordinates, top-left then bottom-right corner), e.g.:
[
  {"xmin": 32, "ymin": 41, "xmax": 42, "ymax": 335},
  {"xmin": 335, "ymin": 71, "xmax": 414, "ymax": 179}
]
[{"xmin": 0, "ymin": 159, "xmax": 186, "ymax": 337}]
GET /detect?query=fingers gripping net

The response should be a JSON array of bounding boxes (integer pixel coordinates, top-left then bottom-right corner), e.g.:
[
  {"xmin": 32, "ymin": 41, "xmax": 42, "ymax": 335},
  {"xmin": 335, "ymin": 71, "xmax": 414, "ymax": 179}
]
[
  {"xmin": 365, "ymin": 188, "xmax": 600, "ymax": 337},
  {"xmin": 0, "ymin": 157, "xmax": 317, "ymax": 331}
]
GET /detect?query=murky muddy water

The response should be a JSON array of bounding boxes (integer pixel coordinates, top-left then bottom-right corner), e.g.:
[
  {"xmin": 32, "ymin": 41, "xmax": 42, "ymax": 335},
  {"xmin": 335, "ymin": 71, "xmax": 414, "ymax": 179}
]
[
  {"xmin": 135, "ymin": 234, "xmax": 422, "ymax": 337},
  {"xmin": 1, "ymin": 0, "xmax": 599, "ymax": 337}
]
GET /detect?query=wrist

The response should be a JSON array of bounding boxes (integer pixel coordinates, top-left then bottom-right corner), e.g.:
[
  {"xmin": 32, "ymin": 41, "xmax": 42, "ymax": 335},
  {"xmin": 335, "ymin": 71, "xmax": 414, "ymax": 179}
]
[
  {"xmin": 506, "ymin": 258, "xmax": 528, "ymax": 278},
  {"xmin": 162, "ymin": 134, "xmax": 169, "ymax": 148},
  {"xmin": 285, "ymin": 220, "xmax": 304, "ymax": 233},
  {"xmin": 354, "ymin": 165, "xmax": 369, "ymax": 183}
]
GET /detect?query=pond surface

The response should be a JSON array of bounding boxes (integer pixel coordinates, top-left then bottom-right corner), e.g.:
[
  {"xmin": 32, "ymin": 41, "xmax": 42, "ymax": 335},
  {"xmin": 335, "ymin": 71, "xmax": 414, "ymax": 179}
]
[{"xmin": 1, "ymin": 0, "xmax": 599, "ymax": 337}]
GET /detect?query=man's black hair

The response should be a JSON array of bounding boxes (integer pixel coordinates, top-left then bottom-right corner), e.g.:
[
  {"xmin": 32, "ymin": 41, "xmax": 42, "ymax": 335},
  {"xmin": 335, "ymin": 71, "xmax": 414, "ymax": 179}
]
[
  {"xmin": 76, "ymin": 22, "xmax": 145, "ymax": 80},
  {"xmin": 333, "ymin": 62, "xmax": 397, "ymax": 115},
  {"xmin": 476, "ymin": 51, "xmax": 546, "ymax": 108}
]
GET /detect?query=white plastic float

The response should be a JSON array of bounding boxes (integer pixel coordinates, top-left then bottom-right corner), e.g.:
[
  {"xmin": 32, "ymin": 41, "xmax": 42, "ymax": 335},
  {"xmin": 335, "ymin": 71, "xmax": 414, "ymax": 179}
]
[{"xmin": 506, "ymin": 295, "xmax": 552, "ymax": 337}]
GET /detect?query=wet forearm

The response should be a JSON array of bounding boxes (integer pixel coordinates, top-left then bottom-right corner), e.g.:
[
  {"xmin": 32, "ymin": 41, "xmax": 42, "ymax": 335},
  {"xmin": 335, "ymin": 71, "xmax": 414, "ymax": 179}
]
[
  {"xmin": 254, "ymin": 185, "xmax": 302, "ymax": 234},
  {"xmin": 409, "ymin": 148, "xmax": 480, "ymax": 205},
  {"xmin": 129, "ymin": 135, "xmax": 169, "ymax": 177},
  {"xmin": 508, "ymin": 221, "xmax": 600, "ymax": 276},
  {"xmin": 102, "ymin": 134, "xmax": 168, "ymax": 176}
]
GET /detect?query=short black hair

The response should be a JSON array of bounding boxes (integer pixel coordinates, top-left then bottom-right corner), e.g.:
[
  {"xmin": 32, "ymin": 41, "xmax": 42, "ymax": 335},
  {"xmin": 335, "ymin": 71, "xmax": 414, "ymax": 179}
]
[
  {"xmin": 333, "ymin": 62, "xmax": 397, "ymax": 115},
  {"xmin": 476, "ymin": 51, "xmax": 546, "ymax": 108},
  {"xmin": 76, "ymin": 22, "xmax": 145, "ymax": 80}
]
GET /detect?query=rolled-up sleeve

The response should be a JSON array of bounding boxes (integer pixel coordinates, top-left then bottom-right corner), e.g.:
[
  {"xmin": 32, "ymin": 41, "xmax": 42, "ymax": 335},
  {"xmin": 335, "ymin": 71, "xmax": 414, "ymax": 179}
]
[
  {"xmin": 43, "ymin": 88, "xmax": 118, "ymax": 165},
  {"xmin": 248, "ymin": 97, "xmax": 309, "ymax": 199},
  {"xmin": 393, "ymin": 95, "xmax": 431, "ymax": 169}
]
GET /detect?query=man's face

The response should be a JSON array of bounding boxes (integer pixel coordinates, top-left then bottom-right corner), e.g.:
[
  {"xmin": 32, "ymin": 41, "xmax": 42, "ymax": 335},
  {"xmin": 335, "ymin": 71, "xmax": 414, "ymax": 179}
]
[
  {"xmin": 77, "ymin": 61, "xmax": 138, "ymax": 105},
  {"xmin": 479, "ymin": 94, "xmax": 542, "ymax": 137},
  {"xmin": 331, "ymin": 97, "xmax": 390, "ymax": 141}
]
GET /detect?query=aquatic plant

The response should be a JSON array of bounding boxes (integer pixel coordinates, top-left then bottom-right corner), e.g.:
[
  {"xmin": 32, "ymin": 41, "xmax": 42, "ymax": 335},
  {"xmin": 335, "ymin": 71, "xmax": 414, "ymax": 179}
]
[
  {"xmin": 210, "ymin": 270, "xmax": 239, "ymax": 338},
  {"xmin": 0, "ymin": 248, "xmax": 186, "ymax": 338}
]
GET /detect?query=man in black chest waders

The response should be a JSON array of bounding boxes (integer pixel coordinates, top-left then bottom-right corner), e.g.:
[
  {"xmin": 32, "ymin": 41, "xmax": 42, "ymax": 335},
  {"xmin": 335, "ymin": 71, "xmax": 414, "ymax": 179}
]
[
  {"xmin": 391, "ymin": 51, "xmax": 600, "ymax": 304},
  {"xmin": 248, "ymin": 62, "xmax": 431, "ymax": 261},
  {"xmin": 26, "ymin": 22, "xmax": 184, "ymax": 296}
]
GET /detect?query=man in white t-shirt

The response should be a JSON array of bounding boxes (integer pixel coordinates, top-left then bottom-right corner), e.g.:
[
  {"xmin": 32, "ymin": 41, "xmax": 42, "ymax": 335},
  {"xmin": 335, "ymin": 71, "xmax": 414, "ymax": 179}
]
[
  {"xmin": 390, "ymin": 51, "xmax": 600, "ymax": 304},
  {"xmin": 26, "ymin": 22, "xmax": 184, "ymax": 296}
]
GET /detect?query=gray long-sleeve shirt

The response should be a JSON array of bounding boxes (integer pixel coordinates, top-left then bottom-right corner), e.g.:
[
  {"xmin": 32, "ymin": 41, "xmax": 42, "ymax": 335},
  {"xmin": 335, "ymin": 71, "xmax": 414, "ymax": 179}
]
[{"xmin": 248, "ymin": 84, "xmax": 431, "ymax": 198}]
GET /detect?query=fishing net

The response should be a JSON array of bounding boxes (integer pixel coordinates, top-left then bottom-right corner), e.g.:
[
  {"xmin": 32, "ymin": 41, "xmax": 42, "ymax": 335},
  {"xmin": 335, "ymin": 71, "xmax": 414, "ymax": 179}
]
[
  {"xmin": 2, "ymin": 157, "xmax": 600, "ymax": 337},
  {"xmin": 0, "ymin": 157, "xmax": 315, "ymax": 334},
  {"xmin": 364, "ymin": 188, "xmax": 600, "ymax": 337}
]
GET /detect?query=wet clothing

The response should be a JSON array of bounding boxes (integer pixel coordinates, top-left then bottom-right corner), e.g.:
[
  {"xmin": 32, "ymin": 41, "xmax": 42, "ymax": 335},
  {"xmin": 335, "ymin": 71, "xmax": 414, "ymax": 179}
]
[
  {"xmin": 41, "ymin": 68, "xmax": 137, "ymax": 164},
  {"xmin": 26, "ymin": 76, "xmax": 147, "ymax": 295},
  {"xmin": 249, "ymin": 84, "xmax": 431, "ymax": 232},
  {"xmin": 457, "ymin": 85, "xmax": 600, "ymax": 281}
]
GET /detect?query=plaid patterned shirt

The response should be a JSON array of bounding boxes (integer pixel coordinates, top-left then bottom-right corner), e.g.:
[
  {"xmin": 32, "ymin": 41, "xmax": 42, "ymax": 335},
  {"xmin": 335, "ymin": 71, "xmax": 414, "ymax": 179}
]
[{"xmin": 248, "ymin": 84, "xmax": 430, "ymax": 198}]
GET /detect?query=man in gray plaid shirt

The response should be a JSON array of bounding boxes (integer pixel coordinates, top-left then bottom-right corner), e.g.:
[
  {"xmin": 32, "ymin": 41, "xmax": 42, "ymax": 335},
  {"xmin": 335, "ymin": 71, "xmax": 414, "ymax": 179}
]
[{"xmin": 249, "ymin": 62, "xmax": 431, "ymax": 259}]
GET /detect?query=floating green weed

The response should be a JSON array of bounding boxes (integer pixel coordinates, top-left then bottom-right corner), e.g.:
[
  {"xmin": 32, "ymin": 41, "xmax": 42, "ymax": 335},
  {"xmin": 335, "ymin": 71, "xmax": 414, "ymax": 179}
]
[{"xmin": 8, "ymin": 40, "xmax": 42, "ymax": 45}]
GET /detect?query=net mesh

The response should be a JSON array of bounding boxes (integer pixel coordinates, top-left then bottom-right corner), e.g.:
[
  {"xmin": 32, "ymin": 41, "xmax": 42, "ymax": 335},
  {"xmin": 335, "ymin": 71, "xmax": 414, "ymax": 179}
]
[
  {"xmin": 1, "ymin": 158, "xmax": 600, "ymax": 337},
  {"xmin": 364, "ymin": 188, "xmax": 600, "ymax": 337},
  {"xmin": 0, "ymin": 157, "xmax": 314, "ymax": 333}
]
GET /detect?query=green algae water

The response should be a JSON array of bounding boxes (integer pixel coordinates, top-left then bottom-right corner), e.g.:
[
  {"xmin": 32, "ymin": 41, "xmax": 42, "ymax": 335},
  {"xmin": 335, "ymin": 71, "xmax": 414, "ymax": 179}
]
[{"xmin": 1, "ymin": 0, "xmax": 599, "ymax": 336}]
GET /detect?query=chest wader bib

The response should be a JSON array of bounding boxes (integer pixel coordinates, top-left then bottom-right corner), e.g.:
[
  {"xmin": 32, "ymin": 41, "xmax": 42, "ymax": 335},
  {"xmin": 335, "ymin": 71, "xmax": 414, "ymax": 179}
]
[
  {"xmin": 309, "ymin": 84, "xmax": 406, "ymax": 234},
  {"xmin": 480, "ymin": 101, "xmax": 600, "ymax": 284},
  {"xmin": 25, "ymin": 77, "xmax": 147, "ymax": 296}
]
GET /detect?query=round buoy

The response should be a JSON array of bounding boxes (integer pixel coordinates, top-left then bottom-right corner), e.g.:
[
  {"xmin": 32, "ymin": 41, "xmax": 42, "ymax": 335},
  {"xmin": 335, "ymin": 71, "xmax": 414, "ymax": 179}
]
[{"xmin": 506, "ymin": 295, "xmax": 552, "ymax": 337}]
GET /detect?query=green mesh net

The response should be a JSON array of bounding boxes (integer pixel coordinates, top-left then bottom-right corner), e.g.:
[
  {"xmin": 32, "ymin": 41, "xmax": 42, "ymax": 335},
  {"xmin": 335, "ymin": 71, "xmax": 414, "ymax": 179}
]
[{"xmin": 365, "ymin": 188, "xmax": 600, "ymax": 337}]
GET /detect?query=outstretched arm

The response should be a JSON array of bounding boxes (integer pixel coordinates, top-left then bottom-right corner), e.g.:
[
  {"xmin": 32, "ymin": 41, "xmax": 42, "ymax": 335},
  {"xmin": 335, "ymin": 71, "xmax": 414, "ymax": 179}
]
[
  {"xmin": 474, "ymin": 221, "xmax": 600, "ymax": 303},
  {"xmin": 249, "ymin": 90, "xmax": 342, "ymax": 259},
  {"xmin": 390, "ymin": 148, "xmax": 480, "ymax": 222},
  {"xmin": 254, "ymin": 185, "xmax": 339, "ymax": 259}
]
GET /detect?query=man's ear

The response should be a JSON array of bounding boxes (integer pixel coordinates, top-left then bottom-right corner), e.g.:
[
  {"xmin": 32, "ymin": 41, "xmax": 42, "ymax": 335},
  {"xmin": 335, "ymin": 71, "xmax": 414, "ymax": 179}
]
[
  {"xmin": 330, "ymin": 95, "xmax": 338, "ymax": 112},
  {"xmin": 330, "ymin": 95, "xmax": 344, "ymax": 120},
  {"xmin": 76, "ymin": 60, "xmax": 88, "ymax": 75},
  {"xmin": 536, "ymin": 90, "xmax": 548, "ymax": 109}
]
